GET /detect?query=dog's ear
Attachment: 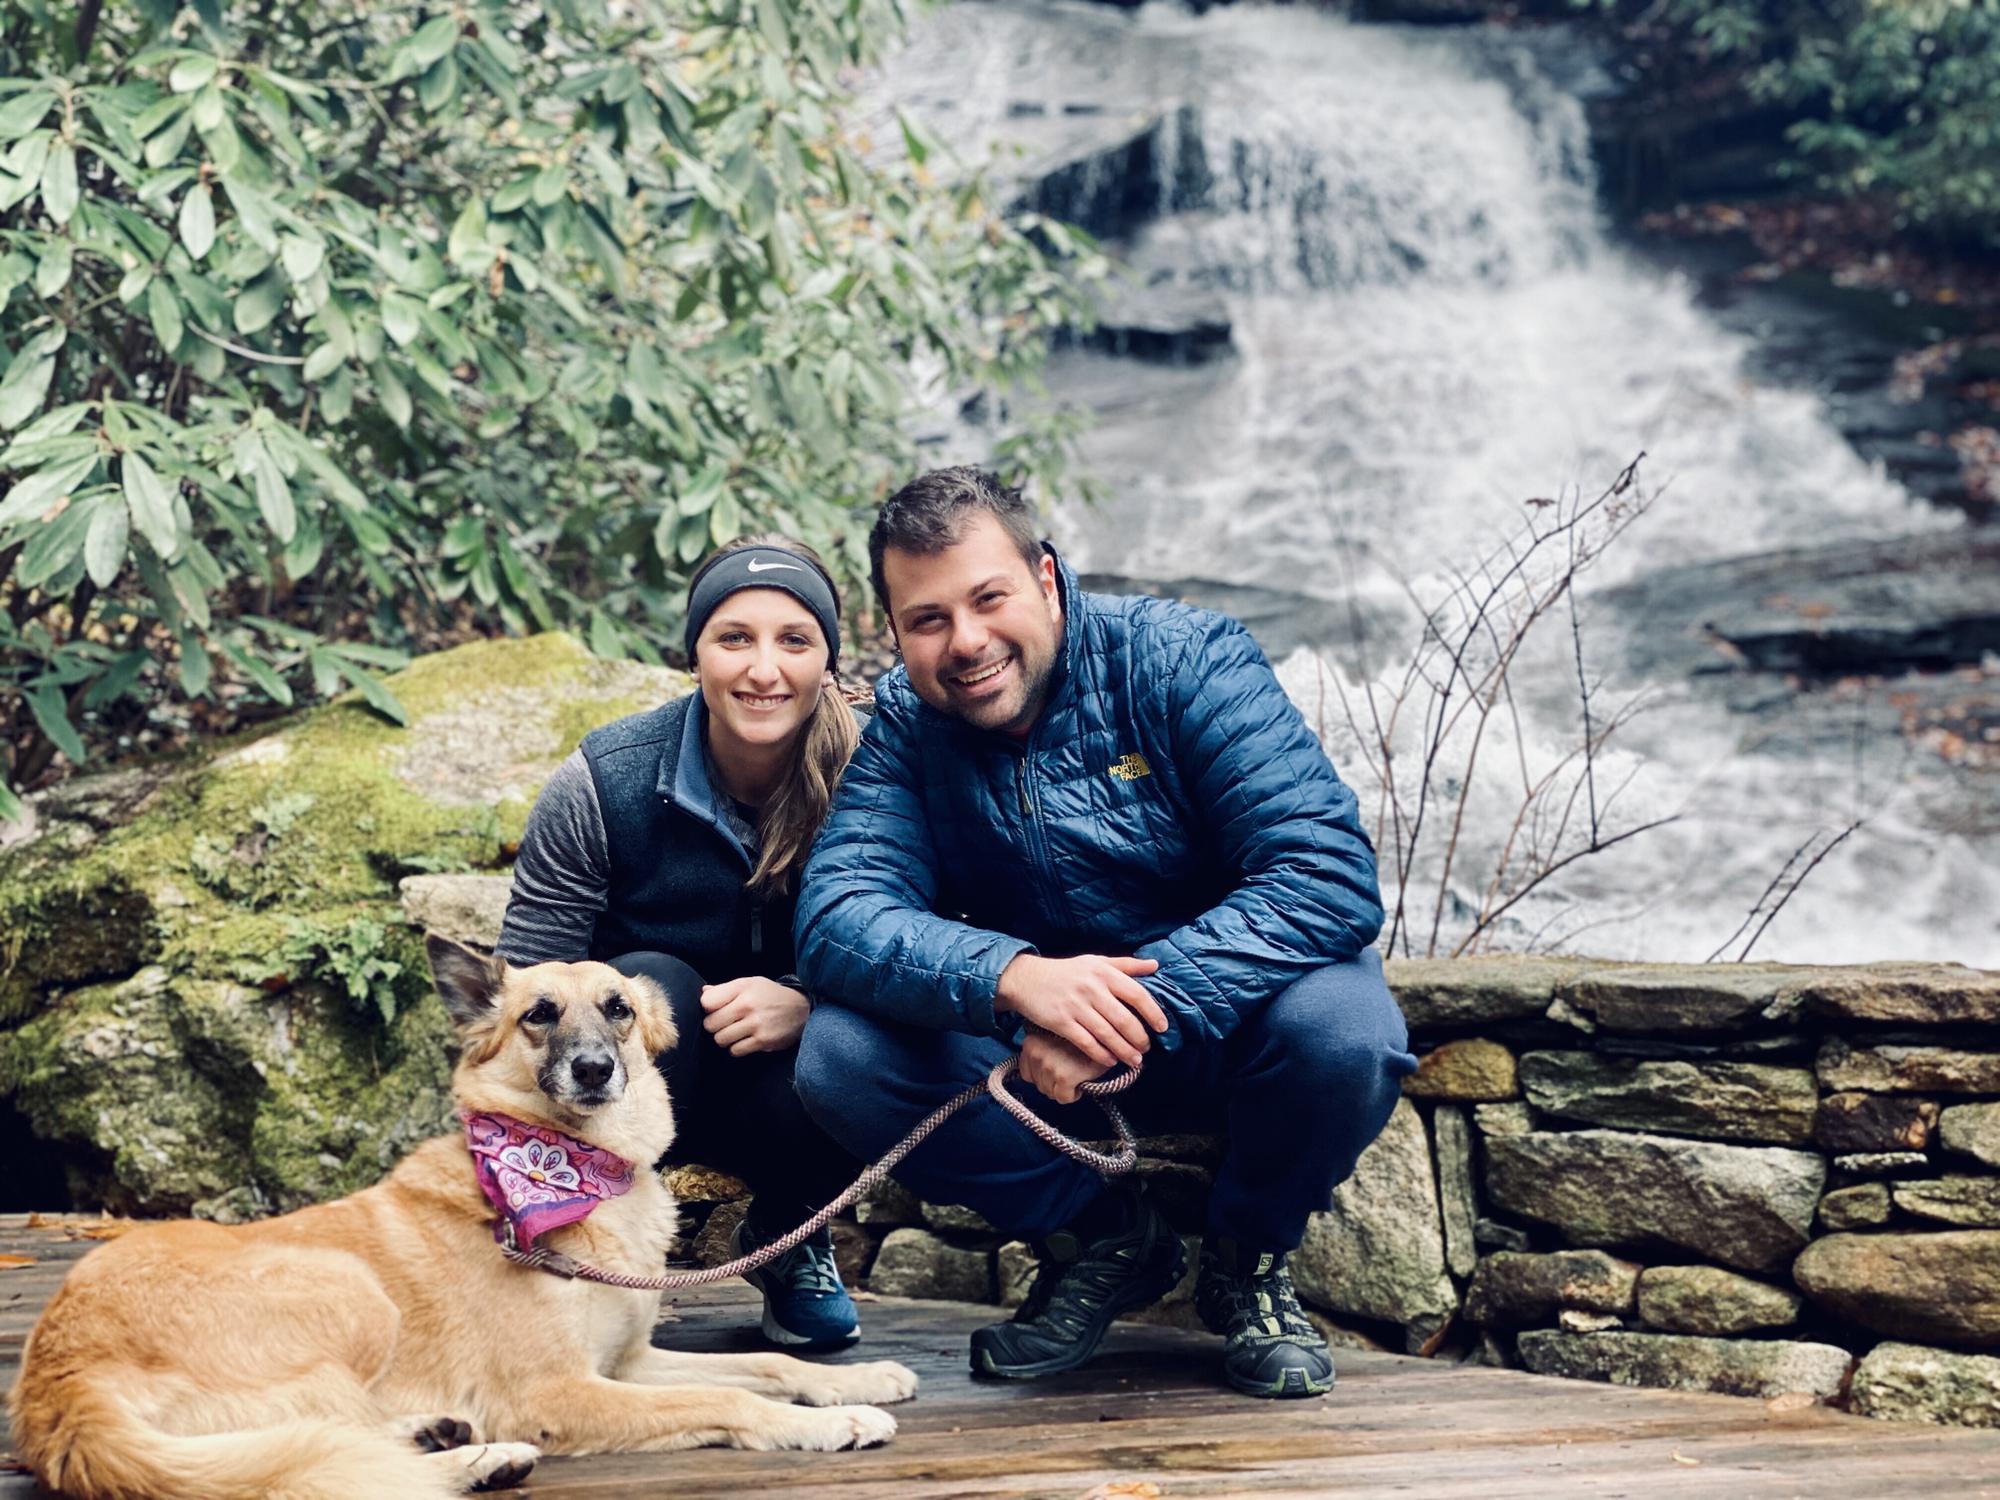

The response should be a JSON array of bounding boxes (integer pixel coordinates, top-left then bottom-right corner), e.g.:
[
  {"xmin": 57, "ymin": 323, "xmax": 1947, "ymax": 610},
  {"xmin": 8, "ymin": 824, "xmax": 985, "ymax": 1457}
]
[
  {"xmin": 427, "ymin": 934, "xmax": 505, "ymax": 1031},
  {"xmin": 628, "ymin": 972, "xmax": 677, "ymax": 1056}
]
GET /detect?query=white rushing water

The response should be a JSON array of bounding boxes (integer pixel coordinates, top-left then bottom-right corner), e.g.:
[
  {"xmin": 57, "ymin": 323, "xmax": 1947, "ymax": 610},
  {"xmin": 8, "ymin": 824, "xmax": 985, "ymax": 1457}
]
[{"xmin": 864, "ymin": 0, "xmax": 1995, "ymax": 964}]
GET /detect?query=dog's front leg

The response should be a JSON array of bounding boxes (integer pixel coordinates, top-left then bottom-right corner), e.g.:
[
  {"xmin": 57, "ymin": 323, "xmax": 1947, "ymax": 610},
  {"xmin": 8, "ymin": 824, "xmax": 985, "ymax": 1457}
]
[
  {"xmin": 513, "ymin": 1376, "xmax": 896, "ymax": 1455},
  {"xmin": 617, "ymin": 1345, "xmax": 918, "ymax": 1408}
]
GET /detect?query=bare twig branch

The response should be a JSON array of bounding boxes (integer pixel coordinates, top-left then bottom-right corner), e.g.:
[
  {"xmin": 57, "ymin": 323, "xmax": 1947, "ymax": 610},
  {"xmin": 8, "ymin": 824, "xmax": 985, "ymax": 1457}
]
[{"xmin": 1735, "ymin": 820, "xmax": 1864, "ymax": 962}]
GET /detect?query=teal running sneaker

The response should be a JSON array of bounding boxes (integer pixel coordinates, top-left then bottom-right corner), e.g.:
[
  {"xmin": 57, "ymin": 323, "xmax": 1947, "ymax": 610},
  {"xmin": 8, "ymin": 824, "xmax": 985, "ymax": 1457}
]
[
  {"xmin": 1194, "ymin": 1238, "xmax": 1334, "ymax": 1398},
  {"xmin": 731, "ymin": 1216, "xmax": 860, "ymax": 1351}
]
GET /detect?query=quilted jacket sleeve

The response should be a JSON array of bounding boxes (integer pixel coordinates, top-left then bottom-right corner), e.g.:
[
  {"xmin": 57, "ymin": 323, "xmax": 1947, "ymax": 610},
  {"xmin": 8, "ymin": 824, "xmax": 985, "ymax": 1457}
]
[
  {"xmin": 1133, "ymin": 614, "xmax": 1384, "ymax": 1046},
  {"xmin": 794, "ymin": 692, "xmax": 1033, "ymax": 1034}
]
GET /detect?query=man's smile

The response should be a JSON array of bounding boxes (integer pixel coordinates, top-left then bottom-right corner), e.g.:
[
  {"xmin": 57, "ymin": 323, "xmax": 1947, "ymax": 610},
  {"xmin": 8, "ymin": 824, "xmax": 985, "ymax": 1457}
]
[{"xmin": 951, "ymin": 657, "xmax": 1013, "ymax": 691}]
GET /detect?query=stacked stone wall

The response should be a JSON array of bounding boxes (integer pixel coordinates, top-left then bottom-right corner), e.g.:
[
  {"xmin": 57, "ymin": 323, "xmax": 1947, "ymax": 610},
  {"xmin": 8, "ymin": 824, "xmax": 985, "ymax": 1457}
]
[{"xmin": 661, "ymin": 954, "xmax": 2000, "ymax": 1428}]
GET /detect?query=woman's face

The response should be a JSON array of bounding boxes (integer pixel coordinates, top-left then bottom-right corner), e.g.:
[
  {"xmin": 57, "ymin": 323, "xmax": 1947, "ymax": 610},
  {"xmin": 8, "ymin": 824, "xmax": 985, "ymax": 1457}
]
[{"xmin": 694, "ymin": 586, "xmax": 829, "ymax": 760}]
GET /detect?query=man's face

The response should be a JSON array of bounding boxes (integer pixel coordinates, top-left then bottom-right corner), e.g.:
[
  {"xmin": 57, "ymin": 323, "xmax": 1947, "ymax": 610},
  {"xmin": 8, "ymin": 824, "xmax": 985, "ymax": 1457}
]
[{"xmin": 883, "ymin": 512, "xmax": 1063, "ymax": 735}]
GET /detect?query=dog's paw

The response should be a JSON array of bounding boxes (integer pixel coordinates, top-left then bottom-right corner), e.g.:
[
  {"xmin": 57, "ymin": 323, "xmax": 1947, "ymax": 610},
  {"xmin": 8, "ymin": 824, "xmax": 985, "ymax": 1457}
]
[
  {"xmin": 395, "ymin": 1413, "xmax": 480, "ymax": 1452},
  {"xmin": 446, "ymin": 1441, "xmax": 540, "ymax": 1492},
  {"xmin": 795, "ymin": 1360, "xmax": 918, "ymax": 1408},
  {"xmin": 796, "ymin": 1404, "xmax": 897, "ymax": 1451}
]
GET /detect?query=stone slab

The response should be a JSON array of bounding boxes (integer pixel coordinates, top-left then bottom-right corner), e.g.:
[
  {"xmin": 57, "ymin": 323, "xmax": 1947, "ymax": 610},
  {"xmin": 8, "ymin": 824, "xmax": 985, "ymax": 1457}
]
[
  {"xmin": 1517, "ymin": 1330, "xmax": 1854, "ymax": 1401},
  {"xmin": 1383, "ymin": 957, "xmax": 1593, "ymax": 1030},
  {"xmin": 1895, "ymin": 1176, "xmax": 2000, "ymax": 1228},
  {"xmin": 1519, "ymin": 1051, "xmax": 1817, "ymax": 1145},
  {"xmin": 1943, "ymin": 1103, "xmax": 2000, "ymax": 1169},
  {"xmin": 868, "ymin": 1227, "xmax": 993, "ymax": 1303},
  {"xmin": 1794, "ymin": 1231, "xmax": 2000, "ymax": 1348},
  {"xmin": 1292, "ymin": 1098, "xmax": 1457, "ymax": 1330},
  {"xmin": 1463, "ymin": 1250, "xmax": 1639, "ymax": 1328},
  {"xmin": 1634, "ymin": 1265, "xmax": 1802, "ymax": 1335},
  {"xmin": 1404, "ymin": 1039, "xmax": 1519, "ymax": 1102},
  {"xmin": 1852, "ymin": 1341, "xmax": 2000, "ymax": 1427},
  {"xmin": 1434, "ymin": 1105, "xmax": 1479, "ymax": 1280},
  {"xmin": 1484, "ymin": 1129, "xmax": 1825, "ymax": 1273},
  {"xmin": 1819, "ymin": 1182, "xmax": 1894, "ymax": 1231},
  {"xmin": 1819, "ymin": 1038, "xmax": 2000, "ymax": 1094}
]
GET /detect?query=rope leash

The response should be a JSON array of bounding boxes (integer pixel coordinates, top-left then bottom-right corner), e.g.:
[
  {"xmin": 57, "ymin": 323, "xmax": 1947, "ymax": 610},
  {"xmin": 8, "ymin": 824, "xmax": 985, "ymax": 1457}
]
[{"xmin": 499, "ymin": 1054, "xmax": 1140, "ymax": 1292}]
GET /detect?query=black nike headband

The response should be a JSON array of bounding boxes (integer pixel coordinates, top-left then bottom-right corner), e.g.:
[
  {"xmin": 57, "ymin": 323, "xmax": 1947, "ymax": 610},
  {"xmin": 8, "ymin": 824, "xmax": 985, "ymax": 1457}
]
[{"xmin": 683, "ymin": 545, "xmax": 841, "ymax": 669}]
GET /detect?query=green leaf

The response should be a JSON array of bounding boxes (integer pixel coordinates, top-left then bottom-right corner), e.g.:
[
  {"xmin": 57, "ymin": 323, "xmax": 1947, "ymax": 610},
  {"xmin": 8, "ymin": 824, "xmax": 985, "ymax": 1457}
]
[
  {"xmin": 222, "ymin": 176, "xmax": 278, "ymax": 252},
  {"xmin": 0, "ymin": 352, "xmax": 54, "ymax": 430},
  {"xmin": 332, "ymin": 654, "xmax": 408, "ymax": 724},
  {"xmin": 709, "ymin": 487, "xmax": 743, "ymax": 546},
  {"xmin": 84, "ymin": 492, "xmax": 130, "ymax": 586},
  {"xmin": 375, "ymin": 364, "xmax": 412, "ymax": 428},
  {"xmin": 233, "ymin": 270, "xmax": 285, "ymax": 334},
  {"xmin": 0, "ymin": 89, "xmax": 53, "ymax": 140},
  {"xmin": 147, "ymin": 278, "xmax": 184, "ymax": 356},
  {"xmin": 34, "ymin": 238, "xmax": 72, "ymax": 298},
  {"xmin": 250, "ymin": 448, "xmax": 296, "ymax": 542},
  {"xmin": 301, "ymin": 342, "xmax": 343, "ymax": 382},
  {"xmin": 178, "ymin": 629, "xmax": 212, "ymax": 696},
  {"xmin": 179, "ymin": 182, "xmax": 215, "ymax": 259},
  {"xmin": 220, "ymin": 640, "xmax": 294, "ymax": 706},
  {"xmin": 380, "ymin": 292, "xmax": 423, "ymax": 346},
  {"xmin": 17, "ymin": 492, "xmax": 97, "ymax": 587},
  {"xmin": 190, "ymin": 82, "xmax": 225, "ymax": 133},
  {"xmin": 447, "ymin": 197, "xmax": 489, "ymax": 266},
  {"xmin": 0, "ymin": 450, "xmax": 95, "ymax": 526},
  {"xmin": 417, "ymin": 52, "xmax": 459, "ymax": 113},
  {"xmin": 25, "ymin": 683, "xmax": 86, "ymax": 765},
  {"xmin": 169, "ymin": 54, "xmax": 221, "ymax": 94},
  {"xmin": 405, "ymin": 16, "xmax": 461, "ymax": 71},
  {"xmin": 279, "ymin": 232, "xmax": 323, "ymax": 282},
  {"xmin": 40, "ymin": 139, "xmax": 77, "ymax": 223},
  {"xmin": 122, "ymin": 449, "xmax": 180, "ymax": 557}
]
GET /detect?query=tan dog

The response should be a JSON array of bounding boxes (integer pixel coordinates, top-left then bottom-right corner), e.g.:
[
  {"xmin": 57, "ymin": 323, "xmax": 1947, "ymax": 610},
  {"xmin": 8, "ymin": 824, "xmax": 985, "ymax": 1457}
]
[{"xmin": 8, "ymin": 936, "xmax": 917, "ymax": 1499}]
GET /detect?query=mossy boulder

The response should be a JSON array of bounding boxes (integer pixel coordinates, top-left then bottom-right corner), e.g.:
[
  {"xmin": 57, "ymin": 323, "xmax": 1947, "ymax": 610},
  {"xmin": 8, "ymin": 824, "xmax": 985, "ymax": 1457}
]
[{"xmin": 0, "ymin": 634, "xmax": 687, "ymax": 1216}]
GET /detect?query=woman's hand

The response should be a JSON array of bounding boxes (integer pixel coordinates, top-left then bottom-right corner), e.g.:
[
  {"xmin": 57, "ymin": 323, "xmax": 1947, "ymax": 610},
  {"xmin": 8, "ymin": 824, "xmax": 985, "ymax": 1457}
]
[{"xmin": 699, "ymin": 977, "xmax": 811, "ymax": 1056}]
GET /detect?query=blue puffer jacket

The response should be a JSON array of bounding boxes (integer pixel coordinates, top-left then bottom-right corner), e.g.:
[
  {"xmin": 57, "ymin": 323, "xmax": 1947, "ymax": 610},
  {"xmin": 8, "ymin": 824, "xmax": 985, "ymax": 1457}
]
[{"xmin": 794, "ymin": 552, "xmax": 1384, "ymax": 1048}]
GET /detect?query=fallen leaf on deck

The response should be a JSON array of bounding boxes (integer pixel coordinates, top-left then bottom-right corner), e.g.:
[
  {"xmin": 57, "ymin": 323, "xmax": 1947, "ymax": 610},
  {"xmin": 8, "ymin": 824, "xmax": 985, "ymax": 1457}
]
[
  {"xmin": 73, "ymin": 1216, "xmax": 135, "ymax": 1241},
  {"xmin": 1670, "ymin": 1452, "xmax": 1701, "ymax": 1467},
  {"xmin": 851, "ymin": 1290, "xmax": 880, "ymax": 1301},
  {"xmin": 1766, "ymin": 1391, "xmax": 1818, "ymax": 1412},
  {"xmin": 0, "ymin": 1254, "xmax": 36, "ymax": 1269},
  {"xmin": 1081, "ymin": 1484, "xmax": 1162, "ymax": 1499}
]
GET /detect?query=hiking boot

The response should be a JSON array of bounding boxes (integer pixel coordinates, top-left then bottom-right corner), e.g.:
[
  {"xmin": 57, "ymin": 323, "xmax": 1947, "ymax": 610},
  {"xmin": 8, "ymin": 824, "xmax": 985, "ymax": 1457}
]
[
  {"xmin": 731, "ymin": 1215, "xmax": 860, "ymax": 1351},
  {"xmin": 1194, "ymin": 1238, "xmax": 1334, "ymax": 1398},
  {"xmin": 969, "ymin": 1189, "xmax": 1186, "ymax": 1380}
]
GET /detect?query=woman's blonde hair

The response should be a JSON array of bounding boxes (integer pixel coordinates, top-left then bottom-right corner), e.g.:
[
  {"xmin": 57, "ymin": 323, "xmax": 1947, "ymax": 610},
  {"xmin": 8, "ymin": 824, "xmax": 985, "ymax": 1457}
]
[{"xmin": 694, "ymin": 533, "xmax": 860, "ymax": 898}]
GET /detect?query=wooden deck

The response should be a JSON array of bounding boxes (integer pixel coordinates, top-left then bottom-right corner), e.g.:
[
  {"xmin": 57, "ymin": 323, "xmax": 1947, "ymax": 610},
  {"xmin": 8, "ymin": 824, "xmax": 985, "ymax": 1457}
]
[{"xmin": 6, "ymin": 1213, "xmax": 2000, "ymax": 1498}]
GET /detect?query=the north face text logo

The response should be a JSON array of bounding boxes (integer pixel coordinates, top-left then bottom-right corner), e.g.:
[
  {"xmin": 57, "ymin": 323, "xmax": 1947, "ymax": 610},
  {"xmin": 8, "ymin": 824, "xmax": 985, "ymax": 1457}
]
[{"xmin": 1108, "ymin": 753, "xmax": 1152, "ymax": 782}]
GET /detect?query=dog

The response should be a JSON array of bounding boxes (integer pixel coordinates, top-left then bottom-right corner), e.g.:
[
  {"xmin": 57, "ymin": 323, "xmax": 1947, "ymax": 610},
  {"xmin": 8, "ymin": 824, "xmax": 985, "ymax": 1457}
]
[{"xmin": 8, "ymin": 935, "xmax": 918, "ymax": 1499}]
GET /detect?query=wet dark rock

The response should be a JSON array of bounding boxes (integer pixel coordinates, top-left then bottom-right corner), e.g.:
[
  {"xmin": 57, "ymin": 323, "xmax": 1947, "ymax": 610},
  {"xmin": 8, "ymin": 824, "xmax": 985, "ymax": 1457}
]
[{"xmin": 1604, "ymin": 533, "xmax": 2000, "ymax": 681}]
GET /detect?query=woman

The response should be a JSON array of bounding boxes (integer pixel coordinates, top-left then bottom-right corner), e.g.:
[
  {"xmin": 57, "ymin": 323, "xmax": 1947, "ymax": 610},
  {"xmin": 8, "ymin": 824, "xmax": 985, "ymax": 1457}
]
[{"xmin": 496, "ymin": 534, "xmax": 866, "ymax": 1350}]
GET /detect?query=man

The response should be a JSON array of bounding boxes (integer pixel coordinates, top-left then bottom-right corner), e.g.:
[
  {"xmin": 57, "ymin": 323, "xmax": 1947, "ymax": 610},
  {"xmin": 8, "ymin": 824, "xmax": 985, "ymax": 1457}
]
[{"xmin": 792, "ymin": 467, "xmax": 1415, "ymax": 1398}]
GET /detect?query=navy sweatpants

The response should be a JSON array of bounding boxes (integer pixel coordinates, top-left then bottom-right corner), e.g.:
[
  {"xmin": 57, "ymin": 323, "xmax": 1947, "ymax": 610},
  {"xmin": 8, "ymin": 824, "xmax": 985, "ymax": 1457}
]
[{"xmin": 793, "ymin": 950, "xmax": 1416, "ymax": 1251}]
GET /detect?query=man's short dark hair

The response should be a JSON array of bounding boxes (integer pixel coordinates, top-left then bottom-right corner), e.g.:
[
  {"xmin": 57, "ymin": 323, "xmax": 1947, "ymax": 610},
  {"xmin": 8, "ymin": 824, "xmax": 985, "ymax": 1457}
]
[{"xmin": 868, "ymin": 466, "xmax": 1043, "ymax": 612}]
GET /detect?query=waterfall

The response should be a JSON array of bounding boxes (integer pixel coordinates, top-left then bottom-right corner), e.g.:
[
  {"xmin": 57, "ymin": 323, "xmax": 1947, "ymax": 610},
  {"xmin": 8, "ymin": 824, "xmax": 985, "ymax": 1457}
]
[{"xmin": 864, "ymin": 0, "xmax": 1991, "ymax": 965}]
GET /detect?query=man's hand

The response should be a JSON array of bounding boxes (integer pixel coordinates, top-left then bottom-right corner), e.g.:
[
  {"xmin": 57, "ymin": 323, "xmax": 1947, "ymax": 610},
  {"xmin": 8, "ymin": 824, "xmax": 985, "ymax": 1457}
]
[
  {"xmin": 994, "ymin": 953, "xmax": 1169, "ymax": 1069},
  {"xmin": 1018, "ymin": 1028, "xmax": 1114, "ymax": 1105},
  {"xmin": 700, "ymin": 977, "xmax": 810, "ymax": 1056}
]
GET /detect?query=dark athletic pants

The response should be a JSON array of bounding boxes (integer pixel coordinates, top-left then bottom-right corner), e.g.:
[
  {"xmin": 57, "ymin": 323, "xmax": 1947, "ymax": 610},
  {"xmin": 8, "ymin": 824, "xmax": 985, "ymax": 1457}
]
[
  {"xmin": 610, "ymin": 950, "xmax": 860, "ymax": 1236},
  {"xmin": 792, "ymin": 950, "xmax": 1417, "ymax": 1252}
]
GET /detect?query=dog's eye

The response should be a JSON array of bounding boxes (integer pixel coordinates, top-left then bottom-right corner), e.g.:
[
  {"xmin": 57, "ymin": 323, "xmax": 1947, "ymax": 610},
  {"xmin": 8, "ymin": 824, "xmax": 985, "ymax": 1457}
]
[
  {"xmin": 603, "ymin": 994, "xmax": 632, "ymax": 1021},
  {"xmin": 523, "ymin": 999, "xmax": 559, "ymax": 1026}
]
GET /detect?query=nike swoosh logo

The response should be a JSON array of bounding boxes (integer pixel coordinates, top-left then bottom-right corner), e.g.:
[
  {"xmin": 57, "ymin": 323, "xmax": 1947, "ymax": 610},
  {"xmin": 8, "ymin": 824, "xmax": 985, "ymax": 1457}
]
[{"xmin": 745, "ymin": 560, "xmax": 804, "ymax": 573}]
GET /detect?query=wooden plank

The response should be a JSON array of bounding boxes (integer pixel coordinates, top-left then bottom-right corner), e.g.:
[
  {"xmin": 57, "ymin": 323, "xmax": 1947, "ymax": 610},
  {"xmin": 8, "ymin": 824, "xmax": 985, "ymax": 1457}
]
[{"xmin": 5, "ymin": 1213, "xmax": 2000, "ymax": 1499}]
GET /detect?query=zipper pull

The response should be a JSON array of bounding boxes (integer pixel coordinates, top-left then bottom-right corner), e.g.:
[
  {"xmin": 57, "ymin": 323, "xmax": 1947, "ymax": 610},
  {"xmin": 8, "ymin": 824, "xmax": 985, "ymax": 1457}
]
[
  {"xmin": 750, "ymin": 901, "xmax": 764, "ymax": 955},
  {"xmin": 1015, "ymin": 759, "xmax": 1033, "ymax": 816}
]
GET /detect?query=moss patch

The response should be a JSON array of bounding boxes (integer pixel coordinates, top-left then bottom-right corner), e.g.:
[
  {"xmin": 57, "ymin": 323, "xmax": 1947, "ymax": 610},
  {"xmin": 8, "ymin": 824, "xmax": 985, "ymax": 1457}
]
[{"xmin": 0, "ymin": 633, "xmax": 689, "ymax": 1215}]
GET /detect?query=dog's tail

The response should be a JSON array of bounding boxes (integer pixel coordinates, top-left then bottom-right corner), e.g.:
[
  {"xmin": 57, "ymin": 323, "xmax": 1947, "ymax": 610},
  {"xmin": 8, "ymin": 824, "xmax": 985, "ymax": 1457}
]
[{"xmin": 12, "ymin": 1375, "xmax": 468, "ymax": 1500}]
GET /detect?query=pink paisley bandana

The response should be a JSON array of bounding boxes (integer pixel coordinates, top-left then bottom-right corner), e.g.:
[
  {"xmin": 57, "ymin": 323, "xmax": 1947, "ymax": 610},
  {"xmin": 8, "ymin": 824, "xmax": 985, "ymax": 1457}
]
[{"xmin": 461, "ymin": 1110, "xmax": 635, "ymax": 1250}]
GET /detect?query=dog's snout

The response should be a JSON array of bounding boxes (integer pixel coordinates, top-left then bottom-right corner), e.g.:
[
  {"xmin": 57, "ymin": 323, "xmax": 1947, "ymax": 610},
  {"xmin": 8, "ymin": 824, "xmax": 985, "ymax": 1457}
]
[{"xmin": 570, "ymin": 1053, "xmax": 615, "ymax": 1091}]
